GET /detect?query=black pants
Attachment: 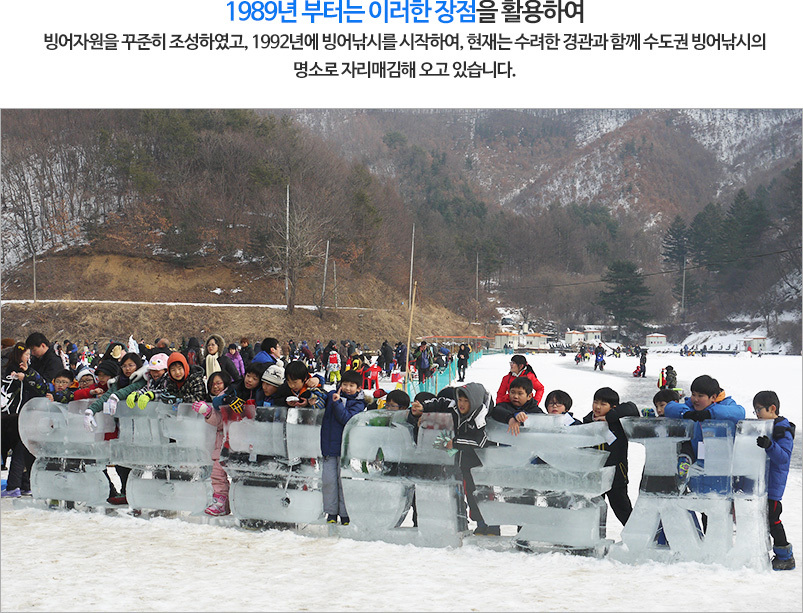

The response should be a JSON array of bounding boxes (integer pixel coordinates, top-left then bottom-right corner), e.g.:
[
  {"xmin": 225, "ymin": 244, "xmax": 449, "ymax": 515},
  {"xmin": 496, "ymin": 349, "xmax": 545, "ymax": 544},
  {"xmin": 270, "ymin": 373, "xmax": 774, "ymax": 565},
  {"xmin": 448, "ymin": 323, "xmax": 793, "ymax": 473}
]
[
  {"xmin": 769, "ymin": 499, "xmax": 789, "ymax": 547},
  {"xmin": 459, "ymin": 450, "xmax": 490, "ymax": 528},
  {"xmin": 3, "ymin": 414, "xmax": 35, "ymax": 491},
  {"xmin": 457, "ymin": 362, "xmax": 466, "ymax": 381},
  {"xmin": 1, "ymin": 415, "xmax": 20, "ymax": 470},
  {"xmin": 605, "ymin": 486, "xmax": 632, "ymax": 526},
  {"xmin": 7, "ymin": 440, "xmax": 35, "ymax": 491},
  {"xmin": 462, "ymin": 467, "xmax": 487, "ymax": 527}
]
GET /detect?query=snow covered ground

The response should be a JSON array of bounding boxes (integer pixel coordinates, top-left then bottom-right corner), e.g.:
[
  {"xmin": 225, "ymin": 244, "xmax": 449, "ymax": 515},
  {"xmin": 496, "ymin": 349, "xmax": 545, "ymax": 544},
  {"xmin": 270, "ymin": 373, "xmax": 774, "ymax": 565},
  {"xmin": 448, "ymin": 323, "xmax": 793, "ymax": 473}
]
[{"xmin": 2, "ymin": 351, "xmax": 801, "ymax": 612}]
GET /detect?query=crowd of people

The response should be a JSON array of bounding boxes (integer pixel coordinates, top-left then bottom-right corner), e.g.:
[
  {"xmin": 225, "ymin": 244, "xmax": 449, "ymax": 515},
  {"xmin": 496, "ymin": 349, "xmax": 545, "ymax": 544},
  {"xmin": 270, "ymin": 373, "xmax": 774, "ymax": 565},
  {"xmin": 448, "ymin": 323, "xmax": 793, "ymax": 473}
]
[
  {"xmin": 0, "ymin": 334, "xmax": 794, "ymax": 570},
  {"xmin": 0, "ymin": 333, "xmax": 469, "ymax": 515}
]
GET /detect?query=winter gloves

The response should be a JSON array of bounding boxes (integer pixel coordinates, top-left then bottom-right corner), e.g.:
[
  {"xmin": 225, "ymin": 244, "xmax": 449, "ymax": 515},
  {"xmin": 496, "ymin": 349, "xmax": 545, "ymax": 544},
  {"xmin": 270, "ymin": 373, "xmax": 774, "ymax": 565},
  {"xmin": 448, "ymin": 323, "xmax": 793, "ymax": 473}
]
[
  {"xmin": 83, "ymin": 408, "xmax": 98, "ymax": 432},
  {"xmin": 756, "ymin": 435, "xmax": 772, "ymax": 449},
  {"xmin": 105, "ymin": 393, "xmax": 119, "ymax": 415},
  {"xmin": 126, "ymin": 391, "xmax": 139, "ymax": 409},
  {"xmin": 684, "ymin": 409, "xmax": 711, "ymax": 422},
  {"xmin": 159, "ymin": 393, "xmax": 180, "ymax": 405},
  {"xmin": 229, "ymin": 396, "xmax": 244, "ymax": 414},
  {"xmin": 433, "ymin": 430, "xmax": 458, "ymax": 456},
  {"xmin": 192, "ymin": 401, "xmax": 212, "ymax": 417},
  {"xmin": 126, "ymin": 390, "xmax": 155, "ymax": 410}
]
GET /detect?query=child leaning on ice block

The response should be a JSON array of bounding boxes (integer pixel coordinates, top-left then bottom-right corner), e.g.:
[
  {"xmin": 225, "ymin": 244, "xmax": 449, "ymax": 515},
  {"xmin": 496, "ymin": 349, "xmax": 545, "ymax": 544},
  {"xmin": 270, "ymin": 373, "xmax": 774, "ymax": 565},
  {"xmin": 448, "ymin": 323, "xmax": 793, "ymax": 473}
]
[
  {"xmin": 663, "ymin": 374, "xmax": 745, "ymax": 532},
  {"xmin": 581, "ymin": 387, "xmax": 639, "ymax": 527},
  {"xmin": 321, "ymin": 369, "xmax": 366, "ymax": 526},
  {"xmin": 753, "ymin": 390, "xmax": 796, "ymax": 571},
  {"xmin": 411, "ymin": 382, "xmax": 500, "ymax": 536},
  {"xmin": 641, "ymin": 388, "xmax": 680, "ymax": 418}
]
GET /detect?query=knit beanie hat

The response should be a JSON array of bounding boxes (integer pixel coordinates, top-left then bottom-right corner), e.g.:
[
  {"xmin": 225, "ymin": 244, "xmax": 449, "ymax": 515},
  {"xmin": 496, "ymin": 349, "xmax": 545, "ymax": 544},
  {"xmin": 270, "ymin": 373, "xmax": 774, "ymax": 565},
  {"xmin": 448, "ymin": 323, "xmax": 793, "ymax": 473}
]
[
  {"xmin": 75, "ymin": 367, "xmax": 96, "ymax": 383},
  {"xmin": 261, "ymin": 364, "xmax": 285, "ymax": 386},
  {"xmin": 95, "ymin": 360, "xmax": 121, "ymax": 378}
]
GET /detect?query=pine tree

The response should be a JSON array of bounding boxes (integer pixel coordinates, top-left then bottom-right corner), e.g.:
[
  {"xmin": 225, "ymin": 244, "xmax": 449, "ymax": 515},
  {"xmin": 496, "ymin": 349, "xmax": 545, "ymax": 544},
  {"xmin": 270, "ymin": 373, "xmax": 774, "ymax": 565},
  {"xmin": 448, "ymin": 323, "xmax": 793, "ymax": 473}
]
[
  {"xmin": 720, "ymin": 189, "xmax": 769, "ymax": 268},
  {"xmin": 661, "ymin": 215, "xmax": 688, "ymax": 269},
  {"xmin": 662, "ymin": 215, "xmax": 694, "ymax": 316},
  {"xmin": 596, "ymin": 260, "xmax": 653, "ymax": 340},
  {"xmin": 688, "ymin": 203, "xmax": 725, "ymax": 269}
]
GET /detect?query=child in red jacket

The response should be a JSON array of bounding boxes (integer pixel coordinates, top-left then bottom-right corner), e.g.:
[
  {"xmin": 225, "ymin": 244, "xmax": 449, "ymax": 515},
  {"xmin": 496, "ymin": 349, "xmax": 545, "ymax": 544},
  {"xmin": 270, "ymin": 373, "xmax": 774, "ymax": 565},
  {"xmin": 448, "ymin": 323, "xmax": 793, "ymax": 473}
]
[{"xmin": 495, "ymin": 354, "xmax": 544, "ymax": 407}]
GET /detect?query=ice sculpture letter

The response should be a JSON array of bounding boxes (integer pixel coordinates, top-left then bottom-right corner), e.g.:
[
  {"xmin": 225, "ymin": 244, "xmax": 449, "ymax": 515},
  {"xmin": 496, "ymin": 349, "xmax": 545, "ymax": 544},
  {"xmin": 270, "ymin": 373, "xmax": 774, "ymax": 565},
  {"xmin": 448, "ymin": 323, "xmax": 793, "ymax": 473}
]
[{"xmin": 609, "ymin": 417, "xmax": 773, "ymax": 569}]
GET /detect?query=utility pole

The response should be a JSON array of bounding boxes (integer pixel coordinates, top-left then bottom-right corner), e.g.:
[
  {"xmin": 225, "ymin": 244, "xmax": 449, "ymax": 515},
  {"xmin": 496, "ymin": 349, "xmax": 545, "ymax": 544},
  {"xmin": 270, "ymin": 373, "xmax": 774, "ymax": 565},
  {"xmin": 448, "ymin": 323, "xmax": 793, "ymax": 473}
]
[
  {"xmin": 408, "ymin": 223, "xmax": 415, "ymax": 310},
  {"xmin": 333, "ymin": 261, "xmax": 338, "ymax": 309},
  {"xmin": 285, "ymin": 184, "xmax": 290, "ymax": 307},
  {"xmin": 403, "ymin": 281, "xmax": 417, "ymax": 393},
  {"xmin": 475, "ymin": 251, "xmax": 479, "ymax": 322},
  {"xmin": 681, "ymin": 255, "xmax": 686, "ymax": 322},
  {"xmin": 32, "ymin": 252, "xmax": 37, "ymax": 303},
  {"xmin": 320, "ymin": 239, "xmax": 329, "ymax": 313}
]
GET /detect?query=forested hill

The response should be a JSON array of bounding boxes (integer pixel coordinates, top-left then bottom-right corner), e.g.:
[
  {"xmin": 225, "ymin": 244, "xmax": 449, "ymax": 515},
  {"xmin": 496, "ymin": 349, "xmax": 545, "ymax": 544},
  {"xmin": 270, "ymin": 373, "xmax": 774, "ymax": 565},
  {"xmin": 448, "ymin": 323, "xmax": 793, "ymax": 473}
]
[
  {"xmin": 1, "ymin": 109, "xmax": 801, "ymax": 347},
  {"xmin": 288, "ymin": 109, "xmax": 801, "ymax": 221}
]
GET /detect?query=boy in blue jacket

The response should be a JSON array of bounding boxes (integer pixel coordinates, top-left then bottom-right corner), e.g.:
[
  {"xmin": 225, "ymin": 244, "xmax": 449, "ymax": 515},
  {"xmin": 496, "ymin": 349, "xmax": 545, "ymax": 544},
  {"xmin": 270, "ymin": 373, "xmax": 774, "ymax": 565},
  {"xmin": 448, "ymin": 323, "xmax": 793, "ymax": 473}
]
[
  {"xmin": 664, "ymin": 374, "xmax": 746, "ymax": 473},
  {"xmin": 664, "ymin": 375, "xmax": 746, "ymax": 532},
  {"xmin": 754, "ymin": 390, "xmax": 796, "ymax": 570},
  {"xmin": 321, "ymin": 369, "xmax": 366, "ymax": 525}
]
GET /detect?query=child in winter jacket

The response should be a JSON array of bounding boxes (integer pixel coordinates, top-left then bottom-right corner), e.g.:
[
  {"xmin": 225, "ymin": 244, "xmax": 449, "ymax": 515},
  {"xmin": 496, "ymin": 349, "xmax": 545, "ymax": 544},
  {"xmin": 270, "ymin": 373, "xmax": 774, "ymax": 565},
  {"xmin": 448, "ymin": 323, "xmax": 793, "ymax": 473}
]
[
  {"xmin": 124, "ymin": 353, "xmax": 171, "ymax": 410},
  {"xmin": 161, "ymin": 352, "xmax": 207, "ymax": 404},
  {"xmin": 213, "ymin": 362, "xmax": 267, "ymax": 415},
  {"xmin": 662, "ymin": 365, "xmax": 678, "ymax": 390},
  {"xmin": 277, "ymin": 360, "xmax": 326, "ymax": 410},
  {"xmin": 326, "ymin": 347, "xmax": 342, "ymax": 384},
  {"xmin": 582, "ymin": 387, "xmax": 639, "ymax": 526},
  {"xmin": 411, "ymin": 382, "xmax": 500, "ymax": 535},
  {"xmin": 491, "ymin": 376, "xmax": 544, "ymax": 435},
  {"xmin": 192, "ymin": 371, "xmax": 233, "ymax": 516},
  {"xmin": 496, "ymin": 354, "xmax": 545, "ymax": 407},
  {"xmin": 55, "ymin": 360, "xmax": 119, "ymax": 403},
  {"xmin": 320, "ymin": 369, "xmax": 366, "ymax": 525},
  {"xmin": 46, "ymin": 369, "xmax": 74, "ymax": 401},
  {"xmin": 753, "ymin": 390, "xmax": 796, "ymax": 570},
  {"xmin": 544, "ymin": 389, "xmax": 582, "ymax": 426},
  {"xmin": 260, "ymin": 364, "xmax": 285, "ymax": 406},
  {"xmin": 642, "ymin": 388, "xmax": 680, "ymax": 417},
  {"xmin": 663, "ymin": 374, "xmax": 746, "ymax": 462},
  {"xmin": 82, "ymin": 353, "xmax": 170, "ymax": 432},
  {"xmin": 662, "ymin": 375, "xmax": 745, "ymax": 534}
]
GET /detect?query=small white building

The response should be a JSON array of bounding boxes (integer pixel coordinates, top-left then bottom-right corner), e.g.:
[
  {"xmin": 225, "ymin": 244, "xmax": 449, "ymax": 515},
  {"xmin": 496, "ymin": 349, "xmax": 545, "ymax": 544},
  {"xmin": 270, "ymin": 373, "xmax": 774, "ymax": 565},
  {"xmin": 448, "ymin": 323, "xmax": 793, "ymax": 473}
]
[
  {"xmin": 743, "ymin": 336, "xmax": 767, "ymax": 352},
  {"xmin": 646, "ymin": 333, "xmax": 667, "ymax": 347},
  {"xmin": 564, "ymin": 330, "xmax": 584, "ymax": 346},
  {"xmin": 583, "ymin": 329, "xmax": 602, "ymax": 343},
  {"xmin": 494, "ymin": 332, "xmax": 518, "ymax": 350},
  {"xmin": 521, "ymin": 333, "xmax": 550, "ymax": 350}
]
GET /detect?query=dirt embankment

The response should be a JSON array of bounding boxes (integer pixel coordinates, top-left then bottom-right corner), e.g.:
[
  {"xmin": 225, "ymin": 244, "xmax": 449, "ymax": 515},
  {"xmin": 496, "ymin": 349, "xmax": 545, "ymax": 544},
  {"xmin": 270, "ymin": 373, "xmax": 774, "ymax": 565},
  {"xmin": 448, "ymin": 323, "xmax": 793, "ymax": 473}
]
[{"xmin": 1, "ymin": 254, "xmax": 486, "ymax": 348}]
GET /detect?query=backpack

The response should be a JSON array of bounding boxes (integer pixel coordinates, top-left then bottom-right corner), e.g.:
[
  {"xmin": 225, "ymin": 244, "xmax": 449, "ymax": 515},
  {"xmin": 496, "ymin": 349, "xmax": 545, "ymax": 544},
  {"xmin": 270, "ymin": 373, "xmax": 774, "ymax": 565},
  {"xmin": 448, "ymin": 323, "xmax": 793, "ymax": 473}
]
[{"xmin": 328, "ymin": 351, "xmax": 339, "ymax": 366}]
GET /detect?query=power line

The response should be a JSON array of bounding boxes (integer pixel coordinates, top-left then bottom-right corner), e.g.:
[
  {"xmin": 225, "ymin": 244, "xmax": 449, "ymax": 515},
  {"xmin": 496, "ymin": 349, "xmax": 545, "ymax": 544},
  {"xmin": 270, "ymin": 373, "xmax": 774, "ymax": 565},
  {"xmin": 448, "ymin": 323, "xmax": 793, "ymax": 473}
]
[
  {"xmin": 524, "ymin": 246, "xmax": 802, "ymax": 290},
  {"xmin": 419, "ymin": 246, "xmax": 802, "ymax": 293}
]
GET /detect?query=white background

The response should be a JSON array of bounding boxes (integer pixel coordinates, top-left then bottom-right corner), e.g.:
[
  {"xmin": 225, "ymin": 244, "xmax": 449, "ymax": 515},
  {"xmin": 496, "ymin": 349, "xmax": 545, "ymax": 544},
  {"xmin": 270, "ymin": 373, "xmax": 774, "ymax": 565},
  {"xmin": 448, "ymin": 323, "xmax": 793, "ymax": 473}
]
[{"xmin": 0, "ymin": 0, "xmax": 802, "ymax": 107}]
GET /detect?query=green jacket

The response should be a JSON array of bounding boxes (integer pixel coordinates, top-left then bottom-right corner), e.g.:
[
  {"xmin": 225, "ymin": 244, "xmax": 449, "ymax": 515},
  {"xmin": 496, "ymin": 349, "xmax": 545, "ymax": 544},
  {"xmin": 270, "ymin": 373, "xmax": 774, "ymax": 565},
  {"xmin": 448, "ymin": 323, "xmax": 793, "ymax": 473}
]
[{"xmin": 87, "ymin": 377, "xmax": 147, "ymax": 414}]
